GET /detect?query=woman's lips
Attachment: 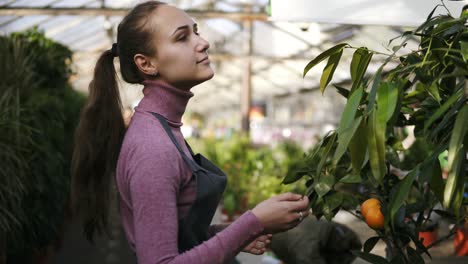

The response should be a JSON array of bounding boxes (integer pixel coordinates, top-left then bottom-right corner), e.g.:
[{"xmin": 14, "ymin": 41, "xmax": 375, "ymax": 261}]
[{"xmin": 197, "ymin": 57, "xmax": 210, "ymax": 64}]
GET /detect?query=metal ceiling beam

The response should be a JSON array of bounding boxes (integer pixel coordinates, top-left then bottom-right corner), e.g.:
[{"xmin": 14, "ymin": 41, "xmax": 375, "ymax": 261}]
[
  {"xmin": 0, "ymin": 16, "xmax": 18, "ymax": 27},
  {"xmin": 0, "ymin": 7, "xmax": 268, "ymax": 21},
  {"xmin": 73, "ymin": 51, "xmax": 312, "ymax": 61},
  {"xmin": 0, "ymin": 0, "xmax": 17, "ymax": 8},
  {"xmin": 44, "ymin": 0, "xmax": 65, "ymax": 8}
]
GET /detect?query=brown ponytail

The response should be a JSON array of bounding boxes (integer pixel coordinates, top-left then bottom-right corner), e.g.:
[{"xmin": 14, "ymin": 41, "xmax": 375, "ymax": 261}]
[
  {"xmin": 71, "ymin": 49, "xmax": 125, "ymax": 241},
  {"xmin": 71, "ymin": 0, "xmax": 166, "ymax": 242}
]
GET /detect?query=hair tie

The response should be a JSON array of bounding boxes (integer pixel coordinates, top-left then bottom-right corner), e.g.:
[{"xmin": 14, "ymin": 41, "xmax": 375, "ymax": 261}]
[{"xmin": 111, "ymin": 43, "xmax": 119, "ymax": 57}]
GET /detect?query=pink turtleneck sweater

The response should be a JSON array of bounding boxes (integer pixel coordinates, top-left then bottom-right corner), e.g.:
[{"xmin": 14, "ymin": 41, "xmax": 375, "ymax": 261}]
[{"xmin": 116, "ymin": 80, "xmax": 264, "ymax": 264}]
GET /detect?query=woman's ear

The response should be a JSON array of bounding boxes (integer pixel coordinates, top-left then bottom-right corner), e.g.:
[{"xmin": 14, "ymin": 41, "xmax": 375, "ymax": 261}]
[{"xmin": 134, "ymin": 53, "xmax": 158, "ymax": 76}]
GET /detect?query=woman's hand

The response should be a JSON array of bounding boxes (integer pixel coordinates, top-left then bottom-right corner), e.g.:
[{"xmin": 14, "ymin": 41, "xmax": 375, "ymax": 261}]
[
  {"xmin": 252, "ymin": 192, "xmax": 310, "ymax": 234},
  {"xmin": 242, "ymin": 234, "xmax": 272, "ymax": 255}
]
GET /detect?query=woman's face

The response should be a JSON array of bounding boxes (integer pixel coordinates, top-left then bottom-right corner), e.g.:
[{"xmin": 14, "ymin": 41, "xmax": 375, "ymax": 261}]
[{"xmin": 147, "ymin": 5, "xmax": 214, "ymax": 89}]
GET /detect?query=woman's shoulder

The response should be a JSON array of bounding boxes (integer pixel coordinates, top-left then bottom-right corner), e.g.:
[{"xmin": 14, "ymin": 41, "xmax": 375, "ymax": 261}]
[{"xmin": 122, "ymin": 111, "xmax": 185, "ymax": 164}]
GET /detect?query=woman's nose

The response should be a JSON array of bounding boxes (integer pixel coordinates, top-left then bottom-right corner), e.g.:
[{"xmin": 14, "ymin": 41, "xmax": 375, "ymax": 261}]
[{"xmin": 197, "ymin": 36, "xmax": 210, "ymax": 52}]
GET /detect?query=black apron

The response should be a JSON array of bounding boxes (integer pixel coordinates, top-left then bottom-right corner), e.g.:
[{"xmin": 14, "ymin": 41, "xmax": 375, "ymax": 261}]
[{"xmin": 150, "ymin": 112, "xmax": 229, "ymax": 254}]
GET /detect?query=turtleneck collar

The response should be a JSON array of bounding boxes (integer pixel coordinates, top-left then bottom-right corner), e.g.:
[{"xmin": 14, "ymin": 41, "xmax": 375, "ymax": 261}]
[{"xmin": 136, "ymin": 79, "xmax": 194, "ymax": 127}]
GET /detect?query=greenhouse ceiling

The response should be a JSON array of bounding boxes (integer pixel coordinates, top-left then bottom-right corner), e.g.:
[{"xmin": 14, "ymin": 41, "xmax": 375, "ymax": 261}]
[{"xmin": 0, "ymin": 0, "xmax": 417, "ymax": 114}]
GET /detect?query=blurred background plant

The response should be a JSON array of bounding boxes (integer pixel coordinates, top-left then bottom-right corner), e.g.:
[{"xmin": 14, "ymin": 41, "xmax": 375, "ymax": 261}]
[
  {"xmin": 283, "ymin": 4, "xmax": 468, "ymax": 263},
  {"xmin": 0, "ymin": 28, "xmax": 85, "ymax": 264},
  {"xmin": 189, "ymin": 134, "xmax": 307, "ymax": 219}
]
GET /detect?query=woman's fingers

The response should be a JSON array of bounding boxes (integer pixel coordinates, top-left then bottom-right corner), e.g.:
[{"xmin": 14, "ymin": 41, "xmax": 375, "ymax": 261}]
[
  {"xmin": 285, "ymin": 196, "xmax": 309, "ymax": 212},
  {"xmin": 250, "ymin": 248, "xmax": 265, "ymax": 255},
  {"xmin": 243, "ymin": 234, "xmax": 273, "ymax": 255},
  {"xmin": 254, "ymin": 235, "xmax": 271, "ymax": 248},
  {"xmin": 274, "ymin": 192, "xmax": 303, "ymax": 201},
  {"xmin": 255, "ymin": 241, "xmax": 265, "ymax": 248}
]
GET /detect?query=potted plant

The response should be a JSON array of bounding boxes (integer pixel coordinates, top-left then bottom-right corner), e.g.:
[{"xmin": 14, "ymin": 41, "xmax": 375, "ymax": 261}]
[
  {"xmin": 283, "ymin": 3, "xmax": 467, "ymax": 263},
  {"xmin": 454, "ymin": 221, "xmax": 468, "ymax": 256},
  {"xmin": 0, "ymin": 29, "xmax": 85, "ymax": 264},
  {"xmin": 190, "ymin": 135, "xmax": 306, "ymax": 221}
]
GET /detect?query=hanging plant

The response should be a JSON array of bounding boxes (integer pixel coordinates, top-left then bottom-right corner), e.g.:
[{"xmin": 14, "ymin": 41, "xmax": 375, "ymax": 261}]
[{"xmin": 283, "ymin": 4, "xmax": 467, "ymax": 263}]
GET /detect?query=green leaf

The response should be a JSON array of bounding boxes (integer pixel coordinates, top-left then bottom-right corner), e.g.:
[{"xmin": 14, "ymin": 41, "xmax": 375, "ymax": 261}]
[
  {"xmin": 426, "ymin": 4, "xmax": 442, "ymax": 21},
  {"xmin": 316, "ymin": 132, "xmax": 337, "ymax": 176},
  {"xmin": 314, "ymin": 174, "xmax": 335, "ymax": 198},
  {"xmin": 460, "ymin": 40, "xmax": 468, "ymax": 62},
  {"xmin": 339, "ymin": 173, "xmax": 362, "ymax": 184},
  {"xmin": 322, "ymin": 202, "xmax": 335, "ymax": 221},
  {"xmin": 415, "ymin": 15, "xmax": 451, "ymax": 34},
  {"xmin": 341, "ymin": 192, "xmax": 360, "ymax": 209},
  {"xmin": 433, "ymin": 209, "xmax": 456, "ymax": 221},
  {"xmin": 282, "ymin": 170, "xmax": 306, "ymax": 184},
  {"xmin": 348, "ymin": 117, "xmax": 368, "ymax": 172},
  {"xmin": 334, "ymin": 85, "xmax": 350, "ymax": 98},
  {"xmin": 407, "ymin": 246, "xmax": 425, "ymax": 264},
  {"xmin": 388, "ymin": 167, "xmax": 419, "ymax": 228},
  {"xmin": 305, "ymin": 184, "xmax": 315, "ymax": 198},
  {"xmin": 432, "ymin": 18, "xmax": 464, "ymax": 36},
  {"xmin": 320, "ymin": 49, "xmax": 343, "ymax": 94},
  {"xmin": 337, "ymin": 87, "xmax": 364, "ymax": 135},
  {"xmin": 462, "ymin": 6, "xmax": 468, "ymax": 19},
  {"xmin": 424, "ymin": 82, "xmax": 441, "ymax": 103},
  {"xmin": 452, "ymin": 170, "xmax": 465, "ymax": 218},
  {"xmin": 304, "ymin": 43, "xmax": 348, "ymax": 77},
  {"xmin": 364, "ymin": 236, "xmax": 380, "ymax": 253},
  {"xmin": 424, "ymin": 88, "xmax": 463, "ymax": 133},
  {"xmin": 429, "ymin": 160, "xmax": 444, "ymax": 204},
  {"xmin": 366, "ymin": 65, "xmax": 384, "ymax": 113},
  {"xmin": 376, "ymin": 82, "xmax": 398, "ymax": 124},
  {"xmin": 305, "ymin": 132, "xmax": 331, "ymax": 163},
  {"xmin": 310, "ymin": 196, "xmax": 324, "ymax": 219},
  {"xmin": 333, "ymin": 87, "xmax": 363, "ymax": 163},
  {"xmin": 389, "ymin": 255, "xmax": 405, "ymax": 264},
  {"xmin": 324, "ymin": 192, "xmax": 343, "ymax": 211},
  {"xmin": 350, "ymin": 47, "xmax": 373, "ymax": 93},
  {"xmin": 429, "ymin": 97, "xmax": 466, "ymax": 141},
  {"xmin": 444, "ymin": 105, "xmax": 468, "ymax": 209},
  {"xmin": 351, "ymin": 250, "xmax": 388, "ymax": 264},
  {"xmin": 367, "ymin": 109, "xmax": 386, "ymax": 185},
  {"xmin": 350, "ymin": 48, "xmax": 361, "ymax": 81},
  {"xmin": 334, "ymin": 115, "xmax": 363, "ymax": 163},
  {"xmin": 282, "ymin": 161, "xmax": 309, "ymax": 184},
  {"xmin": 406, "ymin": 201, "xmax": 427, "ymax": 215}
]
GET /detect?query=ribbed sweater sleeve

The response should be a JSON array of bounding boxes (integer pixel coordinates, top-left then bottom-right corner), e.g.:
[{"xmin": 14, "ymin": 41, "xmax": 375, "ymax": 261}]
[{"xmin": 128, "ymin": 140, "xmax": 264, "ymax": 264}]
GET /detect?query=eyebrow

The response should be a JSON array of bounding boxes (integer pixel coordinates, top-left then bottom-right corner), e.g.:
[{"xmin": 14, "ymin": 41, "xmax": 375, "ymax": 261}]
[{"xmin": 171, "ymin": 23, "xmax": 198, "ymax": 36}]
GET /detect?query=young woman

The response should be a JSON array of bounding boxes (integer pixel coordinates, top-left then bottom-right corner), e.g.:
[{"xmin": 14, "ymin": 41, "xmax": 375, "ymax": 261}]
[{"xmin": 71, "ymin": 1, "xmax": 309, "ymax": 263}]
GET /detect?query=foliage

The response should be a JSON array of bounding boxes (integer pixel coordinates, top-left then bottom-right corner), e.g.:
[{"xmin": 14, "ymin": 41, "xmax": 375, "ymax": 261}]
[
  {"xmin": 0, "ymin": 28, "xmax": 86, "ymax": 263},
  {"xmin": 284, "ymin": 4, "xmax": 468, "ymax": 263},
  {"xmin": 189, "ymin": 135, "xmax": 307, "ymax": 217}
]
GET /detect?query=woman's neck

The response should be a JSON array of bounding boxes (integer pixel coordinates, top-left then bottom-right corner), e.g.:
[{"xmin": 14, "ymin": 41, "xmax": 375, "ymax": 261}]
[{"xmin": 137, "ymin": 79, "xmax": 194, "ymax": 126}]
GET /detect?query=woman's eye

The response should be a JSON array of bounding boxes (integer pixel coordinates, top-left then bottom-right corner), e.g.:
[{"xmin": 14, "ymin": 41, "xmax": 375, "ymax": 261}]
[{"xmin": 178, "ymin": 35, "xmax": 187, "ymax": 41}]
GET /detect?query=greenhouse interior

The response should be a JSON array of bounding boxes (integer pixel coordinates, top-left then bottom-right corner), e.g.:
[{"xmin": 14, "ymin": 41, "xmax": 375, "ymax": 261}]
[{"xmin": 1, "ymin": 0, "xmax": 467, "ymax": 263}]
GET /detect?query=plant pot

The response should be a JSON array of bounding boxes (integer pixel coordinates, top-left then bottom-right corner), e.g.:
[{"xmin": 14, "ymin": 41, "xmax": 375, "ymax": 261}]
[
  {"xmin": 454, "ymin": 227, "xmax": 468, "ymax": 256},
  {"xmin": 221, "ymin": 208, "xmax": 233, "ymax": 223},
  {"xmin": 419, "ymin": 229, "xmax": 438, "ymax": 247}
]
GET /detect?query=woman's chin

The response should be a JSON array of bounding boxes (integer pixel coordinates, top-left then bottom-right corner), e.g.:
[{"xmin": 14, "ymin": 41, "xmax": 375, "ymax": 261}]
[
  {"xmin": 205, "ymin": 69, "xmax": 215, "ymax": 80},
  {"xmin": 198, "ymin": 69, "xmax": 215, "ymax": 83}
]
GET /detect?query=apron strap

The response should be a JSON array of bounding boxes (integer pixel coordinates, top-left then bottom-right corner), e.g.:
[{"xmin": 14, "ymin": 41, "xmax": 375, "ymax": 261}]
[
  {"xmin": 149, "ymin": 112, "xmax": 200, "ymax": 172},
  {"xmin": 184, "ymin": 140, "xmax": 195, "ymax": 156}
]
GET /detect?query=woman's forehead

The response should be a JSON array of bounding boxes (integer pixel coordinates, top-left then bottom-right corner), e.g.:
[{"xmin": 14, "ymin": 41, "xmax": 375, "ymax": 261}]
[{"xmin": 152, "ymin": 5, "xmax": 195, "ymax": 37}]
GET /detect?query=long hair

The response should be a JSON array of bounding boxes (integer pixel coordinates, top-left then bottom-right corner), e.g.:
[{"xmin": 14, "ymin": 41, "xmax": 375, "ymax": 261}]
[{"xmin": 71, "ymin": 1, "xmax": 166, "ymax": 242}]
